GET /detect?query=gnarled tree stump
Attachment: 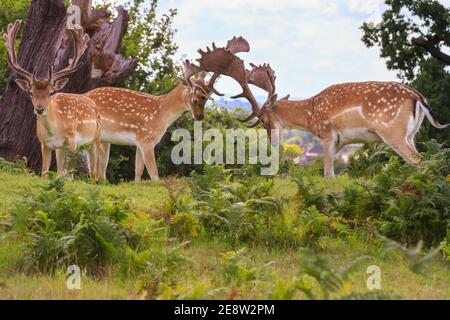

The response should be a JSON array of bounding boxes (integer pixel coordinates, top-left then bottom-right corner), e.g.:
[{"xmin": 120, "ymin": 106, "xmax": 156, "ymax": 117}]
[{"xmin": 0, "ymin": 0, "xmax": 137, "ymax": 172}]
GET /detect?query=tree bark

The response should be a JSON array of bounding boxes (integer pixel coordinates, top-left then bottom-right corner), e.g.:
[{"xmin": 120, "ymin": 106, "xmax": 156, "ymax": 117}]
[{"xmin": 0, "ymin": 0, "xmax": 137, "ymax": 172}]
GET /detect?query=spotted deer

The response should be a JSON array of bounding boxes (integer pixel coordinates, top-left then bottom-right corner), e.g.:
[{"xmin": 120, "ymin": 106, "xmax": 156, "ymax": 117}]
[
  {"xmin": 86, "ymin": 37, "xmax": 250, "ymax": 181},
  {"xmin": 196, "ymin": 38, "xmax": 449, "ymax": 179},
  {"xmin": 4, "ymin": 20, "xmax": 101, "ymax": 178}
]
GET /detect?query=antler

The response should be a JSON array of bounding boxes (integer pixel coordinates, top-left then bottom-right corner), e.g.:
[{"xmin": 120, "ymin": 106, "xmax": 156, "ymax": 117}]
[
  {"xmin": 181, "ymin": 59, "xmax": 203, "ymax": 89},
  {"xmin": 203, "ymin": 36, "xmax": 251, "ymax": 97},
  {"xmin": 247, "ymin": 63, "xmax": 276, "ymax": 97},
  {"xmin": 51, "ymin": 25, "xmax": 90, "ymax": 82},
  {"xmin": 3, "ymin": 20, "xmax": 33, "ymax": 82},
  {"xmin": 226, "ymin": 36, "xmax": 250, "ymax": 55},
  {"xmin": 197, "ymin": 43, "xmax": 261, "ymax": 118}
]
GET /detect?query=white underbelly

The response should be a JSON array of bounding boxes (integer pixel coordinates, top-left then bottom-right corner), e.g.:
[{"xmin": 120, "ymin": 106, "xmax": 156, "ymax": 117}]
[
  {"xmin": 101, "ymin": 131, "xmax": 137, "ymax": 146},
  {"xmin": 75, "ymin": 133, "xmax": 95, "ymax": 147},
  {"xmin": 337, "ymin": 128, "xmax": 381, "ymax": 145},
  {"xmin": 43, "ymin": 136, "xmax": 66, "ymax": 149}
]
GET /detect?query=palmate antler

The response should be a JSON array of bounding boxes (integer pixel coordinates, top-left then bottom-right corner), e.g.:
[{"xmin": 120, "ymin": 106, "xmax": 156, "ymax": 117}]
[
  {"xmin": 182, "ymin": 36, "xmax": 251, "ymax": 98},
  {"xmin": 196, "ymin": 37, "xmax": 285, "ymax": 126},
  {"xmin": 197, "ymin": 41, "xmax": 262, "ymax": 121},
  {"xmin": 204, "ymin": 36, "xmax": 251, "ymax": 95}
]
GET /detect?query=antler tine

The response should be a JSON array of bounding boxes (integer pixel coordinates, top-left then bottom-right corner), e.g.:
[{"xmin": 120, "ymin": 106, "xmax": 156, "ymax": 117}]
[
  {"xmin": 3, "ymin": 20, "xmax": 33, "ymax": 82},
  {"xmin": 226, "ymin": 36, "xmax": 250, "ymax": 54},
  {"xmin": 182, "ymin": 59, "xmax": 202, "ymax": 89},
  {"xmin": 247, "ymin": 63, "xmax": 276, "ymax": 97},
  {"xmin": 196, "ymin": 45, "xmax": 261, "ymax": 116},
  {"xmin": 52, "ymin": 25, "xmax": 90, "ymax": 82}
]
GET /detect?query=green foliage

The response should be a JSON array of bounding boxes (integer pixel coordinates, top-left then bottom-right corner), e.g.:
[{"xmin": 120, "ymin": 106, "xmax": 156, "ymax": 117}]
[
  {"xmin": 135, "ymin": 241, "xmax": 194, "ymax": 299},
  {"xmin": 122, "ymin": 0, "xmax": 179, "ymax": 94},
  {"xmin": 442, "ymin": 231, "xmax": 450, "ymax": 261},
  {"xmin": 7, "ymin": 177, "xmax": 131, "ymax": 275},
  {"xmin": 269, "ymin": 249, "xmax": 399, "ymax": 300},
  {"xmin": 294, "ymin": 141, "xmax": 450, "ymax": 248},
  {"xmin": 219, "ymin": 249, "xmax": 258, "ymax": 286},
  {"xmin": 299, "ymin": 205, "xmax": 331, "ymax": 247},
  {"xmin": 412, "ymin": 59, "xmax": 450, "ymax": 143},
  {"xmin": 0, "ymin": 157, "xmax": 28, "ymax": 174},
  {"xmin": 380, "ymin": 236, "xmax": 442, "ymax": 275},
  {"xmin": 361, "ymin": 0, "xmax": 450, "ymax": 81},
  {"xmin": 189, "ymin": 165, "xmax": 294, "ymax": 245}
]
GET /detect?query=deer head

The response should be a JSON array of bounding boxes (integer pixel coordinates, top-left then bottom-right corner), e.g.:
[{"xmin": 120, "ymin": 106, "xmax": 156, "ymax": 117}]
[
  {"xmin": 180, "ymin": 36, "xmax": 251, "ymax": 121},
  {"xmin": 3, "ymin": 20, "xmax": 89, "ymax": 116},
  {"xmin": 196, "ymin": 38, "xmax": 288, "ymax": 139}
]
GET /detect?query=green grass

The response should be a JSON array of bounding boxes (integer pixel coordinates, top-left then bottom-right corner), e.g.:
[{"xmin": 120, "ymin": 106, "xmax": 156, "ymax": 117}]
[{"xmin": 0, "ymin": 170, "xmax": 448, "ymax": 300}]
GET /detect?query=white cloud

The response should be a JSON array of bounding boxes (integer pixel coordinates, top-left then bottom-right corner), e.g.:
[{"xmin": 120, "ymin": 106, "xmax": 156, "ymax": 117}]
[
  {"xmin": 91, "ymin": 0, "xmax": 398, "ymax": 97},
  {"xmin": 348, "ymin": 0, "xmax": 383, "ymax": 14},
  {"xmin": 156, "ymin": 0, "xmax": 397, "ymax": 97}
]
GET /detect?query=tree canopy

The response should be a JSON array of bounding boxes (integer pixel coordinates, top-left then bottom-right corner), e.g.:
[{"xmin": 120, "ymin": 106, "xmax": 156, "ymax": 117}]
[
  {"xmin": 361, "ymin": 0, "xmax": 450, "ymax": 143},
  {"xmin": 361, "ymin": 0, "xmax": 450, "ymax": 81}
]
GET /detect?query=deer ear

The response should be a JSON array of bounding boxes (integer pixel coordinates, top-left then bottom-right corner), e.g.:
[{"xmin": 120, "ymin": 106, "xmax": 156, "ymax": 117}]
[
  {"xmin": 15, "ymin": 79, "xmax": 31, "ymax": 92},
  {"xmin": 269, "ymin": 94, "xmax": 278, "ymax": 106},
  {"xmin": 52, "ymin": 78, "xmax": 70, "ymax": 92}
]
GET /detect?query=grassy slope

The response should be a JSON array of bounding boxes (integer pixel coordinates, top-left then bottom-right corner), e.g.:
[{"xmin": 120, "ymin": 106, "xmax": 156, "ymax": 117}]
[{"xmin": 0, "ymin": 171, "xmax": 448, "ymax": 300}]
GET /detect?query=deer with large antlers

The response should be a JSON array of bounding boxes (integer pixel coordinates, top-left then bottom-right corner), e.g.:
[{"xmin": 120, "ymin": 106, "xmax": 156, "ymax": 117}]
[
  {"xmin": 196, "ymin": 38, "xmax": 448, "ymax": 179},
  {"xmin": 86, "ymin": 37, "xmax": 250, "ymax": 181},
  {"xmin": 4, "ymin": 20, "xmax": 101, "ymax": 178}
]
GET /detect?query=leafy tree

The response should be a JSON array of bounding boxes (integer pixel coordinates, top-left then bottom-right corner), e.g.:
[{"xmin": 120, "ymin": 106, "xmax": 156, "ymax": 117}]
[
  {"xmin": 122, "ymin": 0, "xmax": 179, "ymax": 95},
  {"xmin": 361, "ymin": 0, "xmax": 450, "ymax": 81},
  {"xmin": 361, "ymin": 0, "xmax": 449, "ymax": 143},
  {"xmin": 413, "ymin": 59, "xmax": 450, "ymax": 143}
]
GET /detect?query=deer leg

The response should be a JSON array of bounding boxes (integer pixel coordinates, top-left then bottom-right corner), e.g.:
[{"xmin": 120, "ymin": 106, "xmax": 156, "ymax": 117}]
[
  {"xmin": 322, "ymin": 136, "xmax": 337, "ymax": 179},
  {"xmin": 55, "ymin": 149, "xmax": 67, "ymax": 176},
  {"xmin": 135, "ymin": 148, "xmax": 145, "ymax": 182},
  {"xmin": 138, "ymin": 143, "xmax": 159, "ymax": 181},
  {"xmin": 379, "ymin": 132, "xmax": 421, "ymax": 164},
  {"xmin": 86, "ymin": 146, "xmax": 98, "ymax": 180},
  {"xmin": 97, "ymin": 143, "xmax": 111, "ymax": 181},
  {"xmin": 41, "ymin": 144, "xmax": 52, "ymax": 177},
  {"xmin": 63, "ymin": 135, "xmax": 77, "ymax": 178}
]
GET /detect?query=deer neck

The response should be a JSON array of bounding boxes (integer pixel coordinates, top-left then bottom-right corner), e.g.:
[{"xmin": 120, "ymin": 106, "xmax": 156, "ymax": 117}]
[
  {"xmin": 272, "ymin": 99, "xmax": 314, "ymax": 132},
  {"xmin": 157, "ymin": 84, "xmax": 192, "ymax": 129},
  {"xmin": 35, "ymin": 100, "xmax": 58, "ymax": 136}
]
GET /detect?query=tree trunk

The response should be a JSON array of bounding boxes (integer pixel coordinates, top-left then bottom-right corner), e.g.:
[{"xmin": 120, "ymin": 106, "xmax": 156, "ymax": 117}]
[{"xmin": 0, "ymin": 0, "xmax": 137, "ymax": 173}]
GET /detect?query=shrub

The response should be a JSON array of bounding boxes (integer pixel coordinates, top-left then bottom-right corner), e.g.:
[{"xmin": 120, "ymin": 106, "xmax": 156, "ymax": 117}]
[
  {"xmin": 7, "ymin": 177, "xmax": 131, "ymax": 275},
  {"xmin": 292, "ymin": 141, "xmax": 450, "ymax": 248}
]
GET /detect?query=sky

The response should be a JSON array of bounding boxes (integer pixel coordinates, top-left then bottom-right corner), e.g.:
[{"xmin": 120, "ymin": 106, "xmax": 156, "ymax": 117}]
[{"xmin": 98, "ymin": 0, "xmax": 450, "ymax": 98}]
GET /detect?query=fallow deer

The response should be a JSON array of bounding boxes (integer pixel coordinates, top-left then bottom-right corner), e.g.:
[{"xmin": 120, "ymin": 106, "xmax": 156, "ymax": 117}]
[
  {"xmin": 86, "ymin": 37, "xmax": 250, "ymax": 181},
  {"xmin": 4, "ymin": 20, "xmax": 101, "ymax": 178},
  {"xmin": 196, "ymin": 38, "xmax": 449, "ymax": 179}
]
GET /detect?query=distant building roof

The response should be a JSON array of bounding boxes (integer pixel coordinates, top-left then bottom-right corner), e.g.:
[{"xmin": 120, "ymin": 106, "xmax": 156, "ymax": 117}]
[{"xmin": 307, "ymin": 145, "xmax": 323, "ymax": 155}]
